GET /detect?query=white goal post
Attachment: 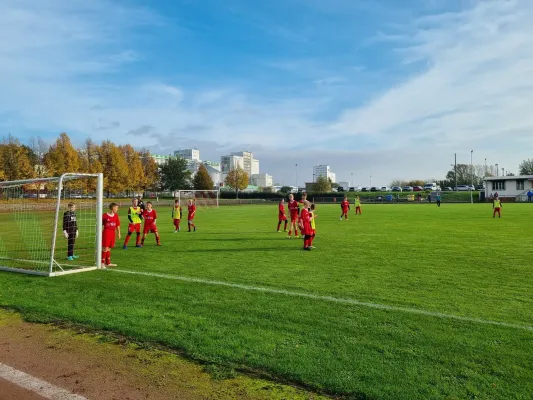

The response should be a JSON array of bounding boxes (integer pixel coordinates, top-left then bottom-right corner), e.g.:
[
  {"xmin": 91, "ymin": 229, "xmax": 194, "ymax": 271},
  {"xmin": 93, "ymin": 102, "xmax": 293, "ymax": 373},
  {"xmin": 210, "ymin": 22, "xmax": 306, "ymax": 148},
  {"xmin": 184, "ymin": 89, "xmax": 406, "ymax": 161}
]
[
  {"xmin": 0, "ymin": 173, "xmax": 103, "ymax": 277},
  {"xmin": 177, "ymin": 190, "xmax": 219, "ymax": 208}
]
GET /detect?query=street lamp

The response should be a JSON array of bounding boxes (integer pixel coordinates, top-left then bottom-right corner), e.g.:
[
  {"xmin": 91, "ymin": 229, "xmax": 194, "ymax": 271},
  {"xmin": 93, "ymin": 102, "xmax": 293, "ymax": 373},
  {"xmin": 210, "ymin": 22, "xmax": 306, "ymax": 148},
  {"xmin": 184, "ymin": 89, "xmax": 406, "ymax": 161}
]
[
  {"xmin": 295, "ymin": 164, "xmax": 298, "ymax": 191},
  {"xmin": 370, "ymin": 175, "xmax": 372, "ymax": 187},
  {"xmin": 470, "ymin": 150, "xmax": 473, "ymax": 204},
  {"xmin": 495, "ymin": 163, "xmax": 499, "ymax": 176},
  {"xmin": 351, "ymin": 172, "xmax": 354, "ymax": 187},
  {"xmin": 484, "ymin": 158, "xmax": 487, "ymax": 177}
]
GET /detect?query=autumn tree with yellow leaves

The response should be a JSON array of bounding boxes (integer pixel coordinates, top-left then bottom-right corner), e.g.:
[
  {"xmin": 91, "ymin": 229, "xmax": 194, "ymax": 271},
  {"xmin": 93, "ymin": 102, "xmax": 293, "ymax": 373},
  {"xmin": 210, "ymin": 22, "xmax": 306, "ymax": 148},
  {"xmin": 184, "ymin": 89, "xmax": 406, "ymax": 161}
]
[{"xmin": 43, "ymin": 133, "xmax": 80, "ymax": 177}]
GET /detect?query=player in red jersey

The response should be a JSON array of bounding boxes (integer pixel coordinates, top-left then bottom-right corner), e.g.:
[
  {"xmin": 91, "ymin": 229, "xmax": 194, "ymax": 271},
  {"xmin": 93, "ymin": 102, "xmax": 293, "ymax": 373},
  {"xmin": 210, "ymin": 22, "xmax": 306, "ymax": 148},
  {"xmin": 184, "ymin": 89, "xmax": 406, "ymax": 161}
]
[
  {"xmin": 299, "ymin": 200, "xmax": 313, "ymax": 250},
  {"xmin": 277, "ymin": 198, "xmax": 288, "ymax": 232},
  {"xmin": 102, "ymin": 203, "xmax": 121, "ymax": 268},
  {"xmin": 287, "ymin": 193, "xmax": 300, "ymax": 238},
  {"xmin": 340, "ymin": 196, "xmax": 350, "ymax": 220},
  {"xmin": 187, "ymin": 199, "xmax": 196, "ymax": 232},
  {"xmin": 140, "ymin": 202, "xmax": 161, "ymax": 246}
]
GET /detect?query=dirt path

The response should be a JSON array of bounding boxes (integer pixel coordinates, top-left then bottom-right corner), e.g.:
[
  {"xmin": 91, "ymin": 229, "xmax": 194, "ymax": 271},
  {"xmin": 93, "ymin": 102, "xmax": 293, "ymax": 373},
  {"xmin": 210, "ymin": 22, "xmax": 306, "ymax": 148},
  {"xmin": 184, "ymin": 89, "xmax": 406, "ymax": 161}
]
[{"xmin": 0, "ymin": 309, "xmax": 329, "ymax": 400}]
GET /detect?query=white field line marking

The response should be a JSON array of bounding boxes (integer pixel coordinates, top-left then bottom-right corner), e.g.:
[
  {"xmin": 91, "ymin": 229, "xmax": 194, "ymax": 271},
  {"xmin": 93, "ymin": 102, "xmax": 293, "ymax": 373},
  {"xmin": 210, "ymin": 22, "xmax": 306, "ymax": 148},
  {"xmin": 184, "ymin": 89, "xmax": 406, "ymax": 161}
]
[
  {"xmin": 112, "ymin": 269, "xmax": 533, "ymax": 333},
  {"xmin": 0, "ymin": 363, "xmax": 88, "ymax": 400}
]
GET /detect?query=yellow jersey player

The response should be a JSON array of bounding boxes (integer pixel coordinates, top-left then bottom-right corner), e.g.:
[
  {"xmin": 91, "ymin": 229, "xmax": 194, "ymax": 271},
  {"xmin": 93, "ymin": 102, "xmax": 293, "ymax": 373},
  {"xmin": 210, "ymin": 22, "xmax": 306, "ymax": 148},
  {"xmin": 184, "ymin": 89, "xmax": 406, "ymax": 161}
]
[
  {"xmin": 172, "ymin": 199, "xmax": 182, "ymax": 232},
  {"xmin": 123, "ymin": 198, "xmax": 143, "ymax": 249}
]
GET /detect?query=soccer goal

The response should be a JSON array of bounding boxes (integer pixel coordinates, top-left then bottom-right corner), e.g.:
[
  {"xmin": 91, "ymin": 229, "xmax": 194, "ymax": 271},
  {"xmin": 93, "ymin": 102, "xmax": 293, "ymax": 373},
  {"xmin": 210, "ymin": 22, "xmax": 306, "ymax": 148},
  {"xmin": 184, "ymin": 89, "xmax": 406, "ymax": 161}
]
[
  {"xmin": 0, "ymin": 173, "xmax": 103, "ymax": 277},
  {"xmin": 177, "ymin": 190, "xmax": 219, "ymax": 208}
]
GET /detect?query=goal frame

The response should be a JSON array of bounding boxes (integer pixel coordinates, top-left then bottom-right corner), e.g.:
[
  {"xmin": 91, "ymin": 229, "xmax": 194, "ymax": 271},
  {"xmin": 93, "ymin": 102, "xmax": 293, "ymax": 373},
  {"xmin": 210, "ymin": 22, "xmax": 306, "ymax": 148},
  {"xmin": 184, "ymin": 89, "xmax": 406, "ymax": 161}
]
[
  {"xmin": 0, "ymin": 173, "xmax": 103, "ymax": 277},
  {"xmin": 177, "ymin": 189, "xmax": 219, "ymax": 208}
]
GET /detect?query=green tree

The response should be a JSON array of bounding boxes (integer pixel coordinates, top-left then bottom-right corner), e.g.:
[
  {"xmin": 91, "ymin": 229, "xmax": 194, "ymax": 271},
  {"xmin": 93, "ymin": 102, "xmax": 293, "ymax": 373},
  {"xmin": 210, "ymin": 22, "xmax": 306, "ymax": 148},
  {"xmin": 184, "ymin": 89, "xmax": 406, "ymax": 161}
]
[
  {"xmin": 224, "ymin": 166, "xmax": 248, "ymax": 198},
  {"xmin": 193, "ymin": 164, "xmax": 214, "ymax": 190},
  {"xmin": 279, "ymin": 186, "xmax": 292, "ymax": 194},
  {"xmin": 97, "ymin": 140, "xmax": 129, "ymax": 197},
  {"xmin": 160, "ymin": 156, "xmax": 192, "ymax": 192},
  {"xmin": 313, "ymin": 175, "xmax": 332, "ymax": 192},
  {"xmin": 519, "ymin": 159, "xmax": 533, "ymax": 175},
  {"xmin": 43, "ymin": 132, "xmax": 80, "ymax": 176}
]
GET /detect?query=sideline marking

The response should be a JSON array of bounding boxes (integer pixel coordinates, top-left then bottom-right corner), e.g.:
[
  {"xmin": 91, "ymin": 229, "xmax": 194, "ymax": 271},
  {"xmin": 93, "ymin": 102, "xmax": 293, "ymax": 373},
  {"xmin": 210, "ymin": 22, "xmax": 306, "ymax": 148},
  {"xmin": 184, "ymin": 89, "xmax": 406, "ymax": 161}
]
[
  {"xmin": 112, "ymin": 269, "xmax": 533, "ymax": 332},
  {"xmin": 0, "ymin": 363, "xmax": 88, "ymax": 400}
]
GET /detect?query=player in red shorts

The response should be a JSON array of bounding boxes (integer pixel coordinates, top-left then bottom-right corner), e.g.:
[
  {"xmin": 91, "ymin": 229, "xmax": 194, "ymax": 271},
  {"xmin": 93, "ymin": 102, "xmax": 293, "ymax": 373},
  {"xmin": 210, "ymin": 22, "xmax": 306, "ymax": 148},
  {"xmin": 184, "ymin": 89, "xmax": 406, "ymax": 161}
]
[
  {"xmin": 277, "ymin": 198, "xmax": 288, "ymax": 232},
  {"xmin": 123, "ymin": 198, "xmax": 143, "ymax": 249},
  {"xmin": 187, "ymin": 199, "xmax": 196, "ymax": 232},
  {"xmin": 298, "ymin": 192, "xmax": 308, "ymax": 236},
  {"xmin": 172, "ymin": 199, "xmax": 182, "ymax": 232},
  {"xmin": 299, "ymin": 200, "xmax": 313, "ymax": 250},
  {"xmin": 340, "ymin": 196, "xmax": 350, "ymax": 220},
  {"xmin": 102, "ymin": 202, "xmax": 121, "ymax": 268},
  {"xmin": 287, "ymin": 193, "xmax": 299, "ymax": 238},
  {"xmin": 140, "ymin": 201, "xmax": 161, "ymax": 246}
]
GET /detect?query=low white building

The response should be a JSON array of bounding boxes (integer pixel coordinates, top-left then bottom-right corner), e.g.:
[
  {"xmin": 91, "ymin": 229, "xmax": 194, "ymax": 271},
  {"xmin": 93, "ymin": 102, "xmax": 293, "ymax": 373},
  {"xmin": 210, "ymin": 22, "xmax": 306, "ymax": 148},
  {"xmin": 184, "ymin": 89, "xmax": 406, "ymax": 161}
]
[
  {"xmin": 251, "ymin": 173, "xmax": 273, "ymax": 188},
  {"xmin": 484, "ymin": 175, "xmax": 533, "ymax": 200}
]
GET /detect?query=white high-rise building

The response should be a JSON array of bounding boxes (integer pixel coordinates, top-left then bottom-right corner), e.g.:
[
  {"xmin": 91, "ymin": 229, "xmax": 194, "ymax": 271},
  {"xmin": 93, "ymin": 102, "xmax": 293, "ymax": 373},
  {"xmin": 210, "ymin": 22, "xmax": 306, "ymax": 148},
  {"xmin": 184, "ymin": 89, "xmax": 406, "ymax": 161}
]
[
  {"xmin": 220, "ymin": 155, "xmax": 244, "ymax": 174},
  {"xmin": 229, "ymin": 151, "xmax": 259, "ymax": 177},
  {"xmin": 251, "ymin": 173, "xmax": 273, "ymax": 188},
  {"xmin": 175, "ymin": 148, "xmax": 200, "ymax": 161},
  {"xmin": 313, "ymin": 165, "xmax": 336, "ymax": 183}
]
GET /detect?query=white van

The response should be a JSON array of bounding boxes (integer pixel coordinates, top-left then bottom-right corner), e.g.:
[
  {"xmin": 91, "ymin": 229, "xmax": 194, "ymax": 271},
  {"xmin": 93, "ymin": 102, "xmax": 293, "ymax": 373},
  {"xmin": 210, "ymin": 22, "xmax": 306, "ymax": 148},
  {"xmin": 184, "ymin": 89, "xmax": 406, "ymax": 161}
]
[{"xmin": 424, "ymin": 183, "xmax": 437, "ymax": 191}]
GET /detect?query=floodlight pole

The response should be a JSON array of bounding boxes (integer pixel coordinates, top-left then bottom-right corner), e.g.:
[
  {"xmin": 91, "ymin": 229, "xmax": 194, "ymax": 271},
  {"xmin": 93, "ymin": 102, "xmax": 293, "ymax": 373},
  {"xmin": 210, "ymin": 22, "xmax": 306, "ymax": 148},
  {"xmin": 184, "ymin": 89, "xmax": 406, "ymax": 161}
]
[{"xmin": 470, "ymin": 150, "xmax": 474, "ymax": 204}]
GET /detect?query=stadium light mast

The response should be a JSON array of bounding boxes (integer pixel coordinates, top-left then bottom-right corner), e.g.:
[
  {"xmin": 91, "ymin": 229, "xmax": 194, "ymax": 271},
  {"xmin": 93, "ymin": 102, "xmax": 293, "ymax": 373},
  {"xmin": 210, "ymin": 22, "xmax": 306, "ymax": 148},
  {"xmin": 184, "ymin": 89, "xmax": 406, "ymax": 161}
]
[
  {"xmin": 496, "ymin": 163, "xmax": 499, "ymax": 176},
  {"xmin": 485, "ymin": 158, "xmax": 487, "ymax": 176},
  {"xmin": 295, "ymin": 163, "xmax": 298, "ymax": 190},
  {"xmin": 351, "ymin": 172, "xmax": 353, "ymax": 187},
  {"xmin": 470, "ymin": 150, "xmax": 474, "ymax": 204}
]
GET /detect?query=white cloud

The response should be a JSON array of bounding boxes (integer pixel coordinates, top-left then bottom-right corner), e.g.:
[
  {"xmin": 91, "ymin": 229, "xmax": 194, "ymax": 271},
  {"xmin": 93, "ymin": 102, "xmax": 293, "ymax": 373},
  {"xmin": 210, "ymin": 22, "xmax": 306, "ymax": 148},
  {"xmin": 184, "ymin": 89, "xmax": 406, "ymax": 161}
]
[{"xmin": 1, "ymin": 0, "xmax": 532, "ymax": 185}]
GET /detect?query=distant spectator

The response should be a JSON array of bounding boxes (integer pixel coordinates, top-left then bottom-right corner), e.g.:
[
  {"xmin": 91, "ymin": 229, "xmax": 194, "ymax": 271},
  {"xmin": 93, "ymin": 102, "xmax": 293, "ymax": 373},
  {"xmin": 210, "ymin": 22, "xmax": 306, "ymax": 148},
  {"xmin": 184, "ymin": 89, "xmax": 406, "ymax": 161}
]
[{"xmin": 527, "ymin": 190, "xmax": 532, "ymax": 202}]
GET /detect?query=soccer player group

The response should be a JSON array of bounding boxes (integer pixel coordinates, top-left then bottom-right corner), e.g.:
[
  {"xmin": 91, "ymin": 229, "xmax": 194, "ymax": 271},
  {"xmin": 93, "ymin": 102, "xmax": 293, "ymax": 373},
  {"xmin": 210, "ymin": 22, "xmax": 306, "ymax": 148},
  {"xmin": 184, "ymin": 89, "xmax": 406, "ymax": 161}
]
[
  {"xmin": 63, "ymin": 196, "xmax": 197, "ymax": 268},
  {"xmin": 277, "ymin": 194, "xmax": 363, "ymax": 251}
]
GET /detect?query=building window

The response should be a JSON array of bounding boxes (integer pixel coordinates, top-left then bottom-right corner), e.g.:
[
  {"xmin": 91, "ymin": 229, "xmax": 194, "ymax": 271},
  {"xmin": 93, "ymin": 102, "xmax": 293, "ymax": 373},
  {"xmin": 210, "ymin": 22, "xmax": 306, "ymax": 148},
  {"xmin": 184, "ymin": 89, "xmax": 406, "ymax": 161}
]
[
  {"xmin": 492, "ymin": 181, "xmax": 506, "ymax": 191},
  {"xmin": 516, "ymin": 180, "xmax": 525, "ymax": 191}
]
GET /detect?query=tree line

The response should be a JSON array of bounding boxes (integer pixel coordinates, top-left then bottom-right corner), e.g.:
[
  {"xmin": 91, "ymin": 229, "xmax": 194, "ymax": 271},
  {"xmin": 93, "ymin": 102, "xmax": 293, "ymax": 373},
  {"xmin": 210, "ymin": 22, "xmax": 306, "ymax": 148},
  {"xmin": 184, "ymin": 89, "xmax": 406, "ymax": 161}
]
[{"xmin": 0, "ymin": 133, "xmax": 218, "ymax": 195}]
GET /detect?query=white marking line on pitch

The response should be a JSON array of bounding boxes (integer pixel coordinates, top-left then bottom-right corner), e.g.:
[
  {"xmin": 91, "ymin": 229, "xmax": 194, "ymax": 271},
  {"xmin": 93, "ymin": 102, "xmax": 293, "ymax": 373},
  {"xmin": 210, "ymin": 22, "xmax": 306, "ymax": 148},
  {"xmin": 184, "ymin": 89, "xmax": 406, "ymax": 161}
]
[
  {"xmin": 113, "ymin": 269, "xmax": 533, "ymax": 333},
  {"xmin": 0, "ymin": 363, "xmax": 87, "ymax": 400}
]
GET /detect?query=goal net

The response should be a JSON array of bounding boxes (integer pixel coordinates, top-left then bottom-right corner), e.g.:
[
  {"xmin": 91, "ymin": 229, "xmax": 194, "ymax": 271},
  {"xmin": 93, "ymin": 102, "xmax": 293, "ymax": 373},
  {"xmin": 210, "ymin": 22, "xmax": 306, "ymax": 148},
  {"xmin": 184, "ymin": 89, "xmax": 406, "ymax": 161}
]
[
  {"xmin": 0, "ymin": 173, "xmax": 103, "ymax": 277},
  {"xmin": 177, "ymin": 190, "xmax": 219, "ymax": 208}
]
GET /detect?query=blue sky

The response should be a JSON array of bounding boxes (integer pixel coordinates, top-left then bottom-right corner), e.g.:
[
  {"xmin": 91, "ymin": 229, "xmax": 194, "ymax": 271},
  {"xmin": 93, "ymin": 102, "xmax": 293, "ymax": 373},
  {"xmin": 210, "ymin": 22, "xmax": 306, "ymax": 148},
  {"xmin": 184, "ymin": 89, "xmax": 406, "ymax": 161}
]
[{"xmin": 1, "ymin": 0, "xmax": 532, "ymax": 186}]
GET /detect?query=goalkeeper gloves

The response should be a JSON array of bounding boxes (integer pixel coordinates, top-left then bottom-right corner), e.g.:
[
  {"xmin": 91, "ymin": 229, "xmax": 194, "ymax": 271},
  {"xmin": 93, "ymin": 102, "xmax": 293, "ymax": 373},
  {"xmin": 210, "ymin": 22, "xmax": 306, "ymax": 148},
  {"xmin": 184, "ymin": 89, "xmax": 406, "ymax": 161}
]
[{"xmin": 63, "ymin": 230, "xmax": 69, "ymax": 239}]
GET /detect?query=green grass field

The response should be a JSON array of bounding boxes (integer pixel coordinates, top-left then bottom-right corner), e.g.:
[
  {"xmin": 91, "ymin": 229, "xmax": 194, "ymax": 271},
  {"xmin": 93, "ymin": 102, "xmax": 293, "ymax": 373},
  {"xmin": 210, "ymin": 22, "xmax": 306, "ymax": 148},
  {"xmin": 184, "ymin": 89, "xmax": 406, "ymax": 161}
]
[{"xmin": 1, "ymin": 203, "xmax": 532, "ymax": 399}]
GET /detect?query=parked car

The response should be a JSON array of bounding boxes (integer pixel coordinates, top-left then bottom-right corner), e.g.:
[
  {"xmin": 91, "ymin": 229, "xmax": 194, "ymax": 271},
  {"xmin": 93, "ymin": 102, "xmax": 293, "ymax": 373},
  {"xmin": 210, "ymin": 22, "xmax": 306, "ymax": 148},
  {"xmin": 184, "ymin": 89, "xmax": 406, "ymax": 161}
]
[
  {"xmin": 443, "ymin": 187, "xmax": 454, "ymax": 191},
  {"xmin": 337, "ymin": 186, "xmax": 344, "ymax": 192},
  {"xmin": 331, "ymin": 188, "xmax": 338, "ymax": 192},
  {"xmin": 370, "ymin": 187, "xmax": 379, "ymax": 192},
  {"xmin": 456, "ymin": 185, "xmax": 473, "ymax": 191},
  {"xmin": 424, "ymin": 183, "xmax": 437, "ymax": 191},
  {"xmin": 361, "ymin": 187, "xmax": 369, "ymax": 192},
  {"xmin": 381, "ymin": 186, "xmax": 391, "ymax": 192},
  {"xmin": 402, "ymin": 186, "xmax": 413, "ymax": 191},
  {"xmin": 413, "ymin": 186, "xmax": 424, "ymax": 191},
  {"xmin": 475, "ymin": 185, "xmax": 485, "ymax": 190},
  {"xmin": 349, "ymin": 187, "xmax": 355, "ymax": 192},
  {"xmin": 391, "ymin": 186, "xmax": 403, "ymax": 192}
]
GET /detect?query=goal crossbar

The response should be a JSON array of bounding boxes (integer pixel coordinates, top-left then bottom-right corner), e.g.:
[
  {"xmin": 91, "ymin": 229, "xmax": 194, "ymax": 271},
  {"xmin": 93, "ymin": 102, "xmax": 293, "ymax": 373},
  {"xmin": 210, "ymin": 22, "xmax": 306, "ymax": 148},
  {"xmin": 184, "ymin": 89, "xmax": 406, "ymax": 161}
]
[{"xmin": 177, "ymin": 190, "xmax": 219, "ymax": 208}]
